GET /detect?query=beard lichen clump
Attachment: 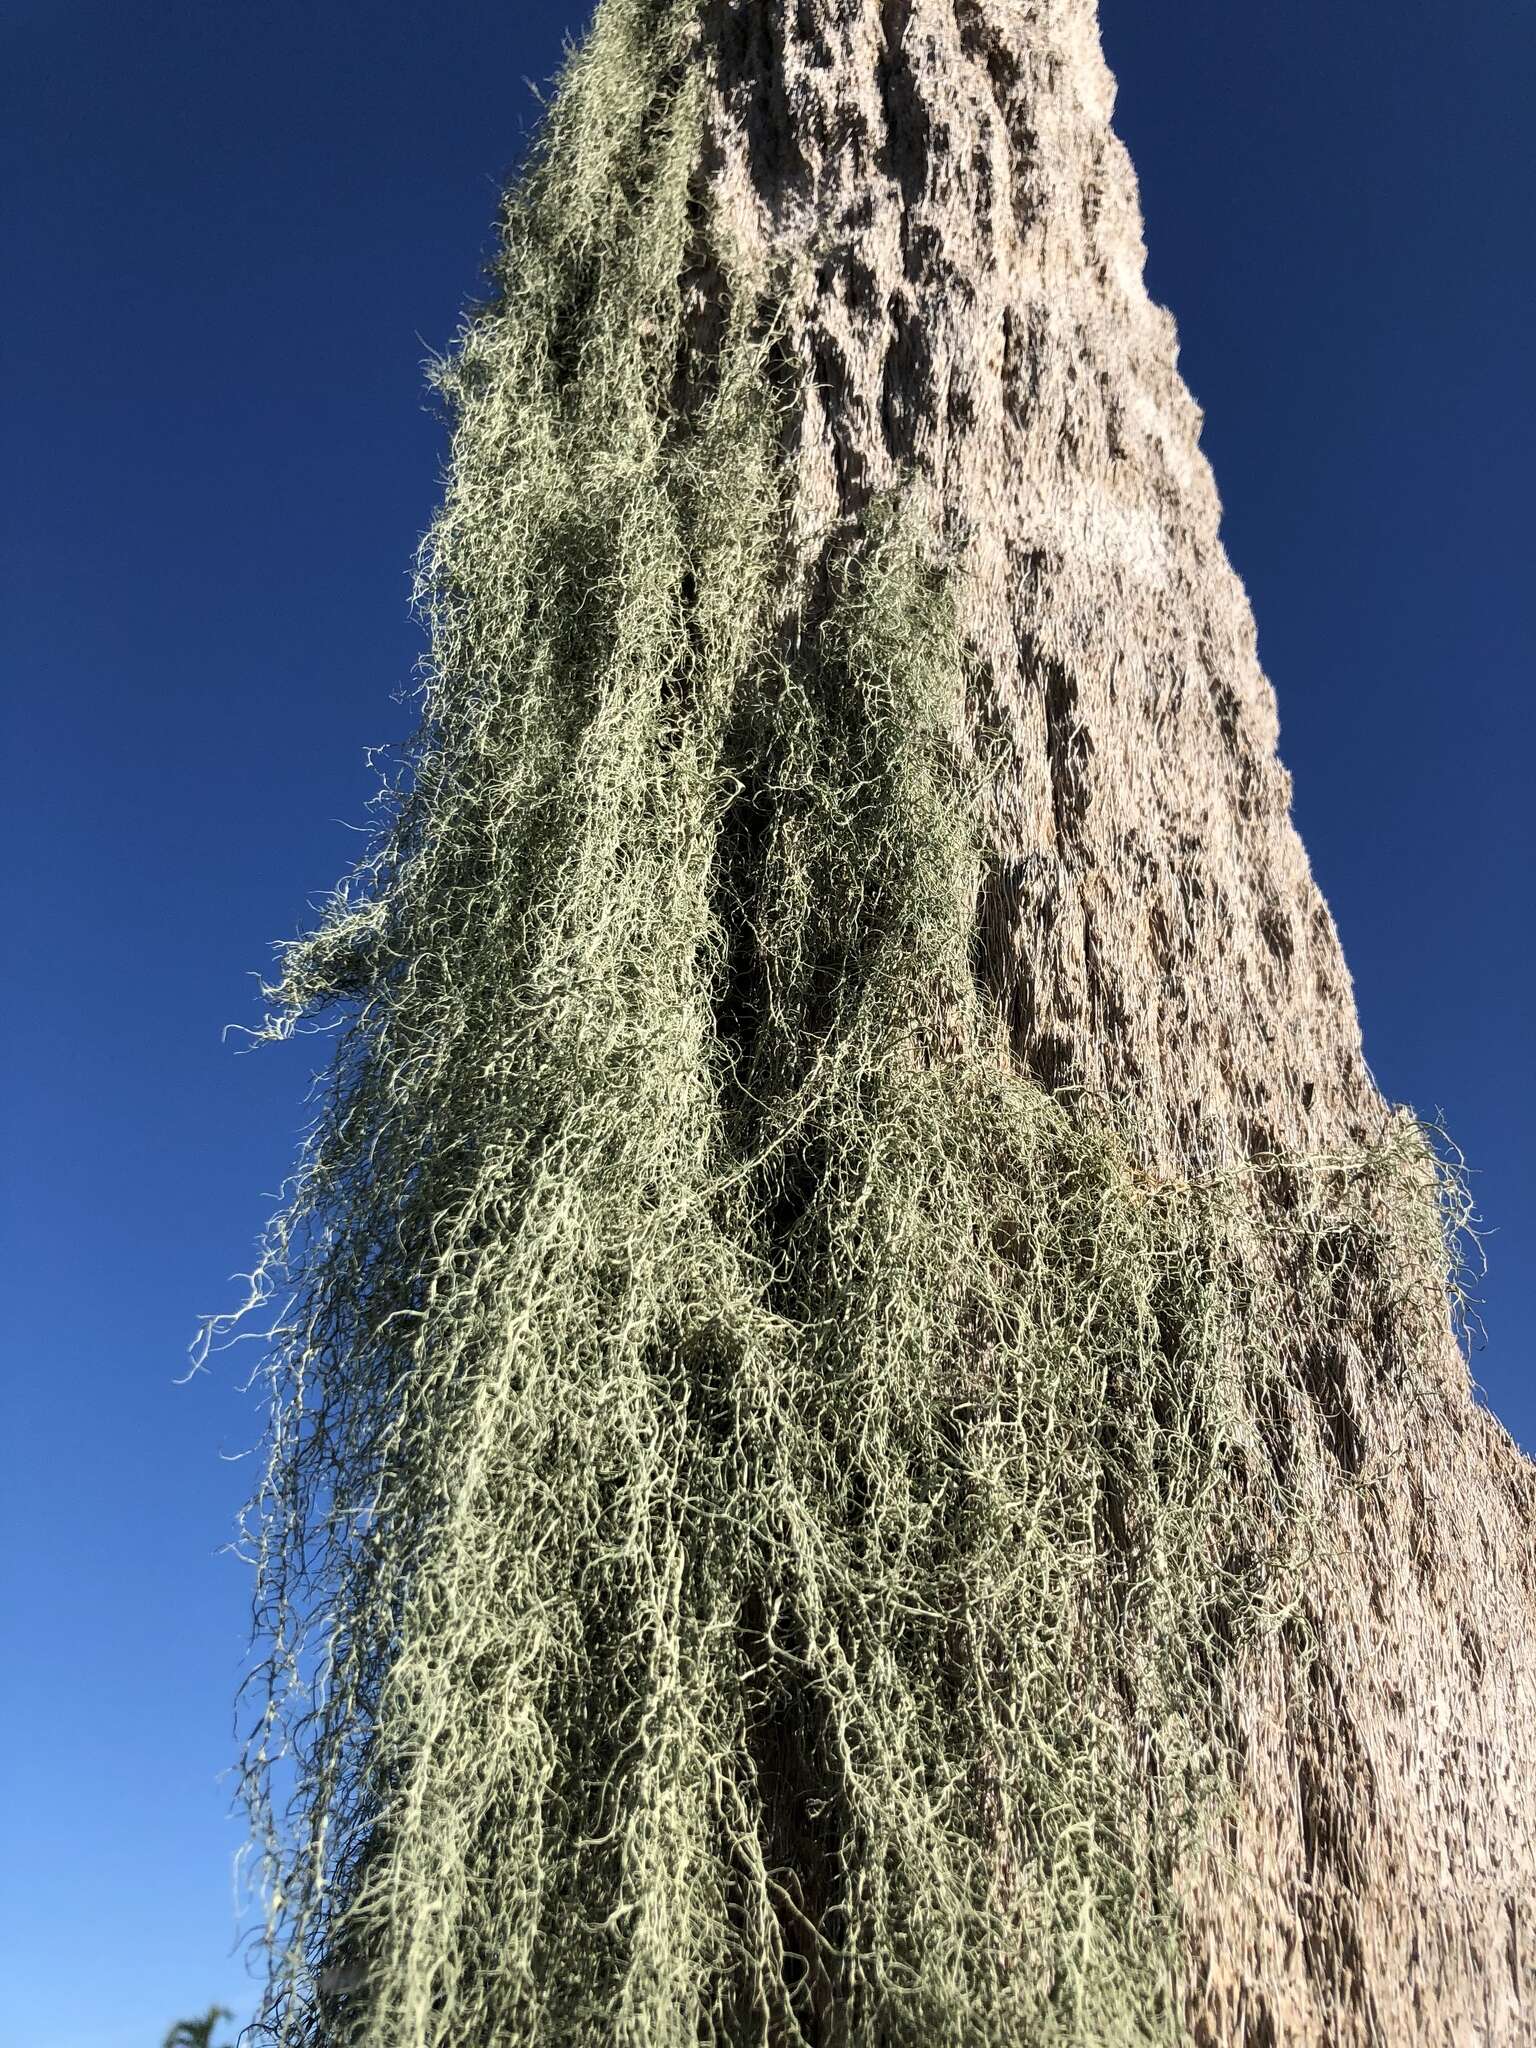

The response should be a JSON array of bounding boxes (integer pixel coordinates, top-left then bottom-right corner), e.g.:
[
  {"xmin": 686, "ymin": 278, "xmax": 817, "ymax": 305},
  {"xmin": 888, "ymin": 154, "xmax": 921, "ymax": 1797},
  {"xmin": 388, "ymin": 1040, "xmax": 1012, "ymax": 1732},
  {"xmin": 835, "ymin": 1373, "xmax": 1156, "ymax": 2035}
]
[{"xmin": 227, "ymin": 4, "xmax": 1470, "ymax": 2043}]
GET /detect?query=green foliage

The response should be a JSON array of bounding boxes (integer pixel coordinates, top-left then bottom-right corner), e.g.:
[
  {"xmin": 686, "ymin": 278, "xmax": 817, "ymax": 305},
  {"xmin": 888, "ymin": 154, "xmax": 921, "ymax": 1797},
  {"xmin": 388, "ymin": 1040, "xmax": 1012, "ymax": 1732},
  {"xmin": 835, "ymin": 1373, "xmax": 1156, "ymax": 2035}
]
[
  {"xmin": 162, "ymin": 2008, "xmax": 233, "ymax": 2048},
  {"xmin": 218, "ymin": 2, "xmax": 1469, "ymax": 2041}
]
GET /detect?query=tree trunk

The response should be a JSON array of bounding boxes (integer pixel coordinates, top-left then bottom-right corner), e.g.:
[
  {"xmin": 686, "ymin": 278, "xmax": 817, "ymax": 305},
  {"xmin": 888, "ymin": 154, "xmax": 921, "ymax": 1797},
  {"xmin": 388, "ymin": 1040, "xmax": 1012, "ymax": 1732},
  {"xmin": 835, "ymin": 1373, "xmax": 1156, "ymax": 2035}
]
[
  {"xmin": 240, "ymin": 3, "xmax": 1536, "ymax": 2043},
  {"xmin": 699, "ymin": 3, "xmax": 1536, "ymax": 2033}
]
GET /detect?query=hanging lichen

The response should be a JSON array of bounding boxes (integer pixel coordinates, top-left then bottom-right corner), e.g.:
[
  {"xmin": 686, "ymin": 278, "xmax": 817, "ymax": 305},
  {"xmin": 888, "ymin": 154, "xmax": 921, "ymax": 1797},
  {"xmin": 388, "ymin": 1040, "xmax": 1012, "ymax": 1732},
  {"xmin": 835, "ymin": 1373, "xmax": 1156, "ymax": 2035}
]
[{"xmin": 217, "ymin": 5, "xmax": 1474, "ymax": 2042}]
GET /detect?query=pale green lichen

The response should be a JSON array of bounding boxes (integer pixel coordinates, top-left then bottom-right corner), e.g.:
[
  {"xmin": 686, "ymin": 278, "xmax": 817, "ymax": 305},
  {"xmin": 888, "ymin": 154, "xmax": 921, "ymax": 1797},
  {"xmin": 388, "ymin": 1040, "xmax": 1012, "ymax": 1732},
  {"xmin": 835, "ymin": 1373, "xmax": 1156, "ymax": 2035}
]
[{"xmin": 222, "ymin": 4, "xmax": 1471, "ymax": 2042}]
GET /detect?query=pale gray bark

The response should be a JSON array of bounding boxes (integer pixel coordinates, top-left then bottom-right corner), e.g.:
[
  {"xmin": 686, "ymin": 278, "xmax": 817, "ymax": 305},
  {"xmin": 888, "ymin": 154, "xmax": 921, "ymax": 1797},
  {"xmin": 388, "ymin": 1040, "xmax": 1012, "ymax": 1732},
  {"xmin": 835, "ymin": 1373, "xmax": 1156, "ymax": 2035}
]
[
  {"xmin": 692, "ymin": 4, "xmax": 1536, "ymax": 2038},
  {"xmin": 705, "ymin": 0, "xmax": 1375, "ymax": 1170}
]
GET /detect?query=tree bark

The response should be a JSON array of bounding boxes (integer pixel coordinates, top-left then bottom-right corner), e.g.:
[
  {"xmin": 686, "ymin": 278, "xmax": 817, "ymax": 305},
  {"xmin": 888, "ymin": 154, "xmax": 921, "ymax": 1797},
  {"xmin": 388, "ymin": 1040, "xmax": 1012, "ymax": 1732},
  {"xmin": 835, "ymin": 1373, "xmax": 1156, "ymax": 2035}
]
[
  {"xmin": 694, "ymin": 2, "xmax": 1536, "ymax": 2038},
  {"xmin": 706, "ymin": 0, "xmax": 1380, "ymax": 1167}
]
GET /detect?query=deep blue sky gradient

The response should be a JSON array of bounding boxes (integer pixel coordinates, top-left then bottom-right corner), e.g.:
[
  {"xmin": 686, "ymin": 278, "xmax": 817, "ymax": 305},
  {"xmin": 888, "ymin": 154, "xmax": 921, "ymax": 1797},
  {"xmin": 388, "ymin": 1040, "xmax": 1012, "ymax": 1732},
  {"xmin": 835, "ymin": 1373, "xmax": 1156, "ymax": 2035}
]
[{"xmin": 3, "ymin": 4, "xmax": 1531, "ymax": 2043}]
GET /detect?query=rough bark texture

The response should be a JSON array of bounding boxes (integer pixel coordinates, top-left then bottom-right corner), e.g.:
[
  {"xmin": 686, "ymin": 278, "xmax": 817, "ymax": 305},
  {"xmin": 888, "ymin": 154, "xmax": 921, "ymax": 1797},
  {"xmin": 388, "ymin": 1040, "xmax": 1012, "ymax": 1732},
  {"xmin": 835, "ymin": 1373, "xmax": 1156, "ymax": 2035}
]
[
  {"xmin": 705, "ymin": 0, "xmax": 1376, "ymax": 1170},
  {"xmin": 691, "ymin": 1, "xmax": 1536, "ymax": 2039}
]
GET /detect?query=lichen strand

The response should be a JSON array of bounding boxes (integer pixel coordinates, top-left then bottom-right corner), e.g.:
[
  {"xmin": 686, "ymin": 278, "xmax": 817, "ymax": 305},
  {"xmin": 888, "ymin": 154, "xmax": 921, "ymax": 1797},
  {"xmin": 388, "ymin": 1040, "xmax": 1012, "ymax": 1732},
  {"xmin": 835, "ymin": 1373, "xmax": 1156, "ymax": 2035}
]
[{"xmin": 230, "ymin": 5, "xmax": 1474, "ymax": 2043}]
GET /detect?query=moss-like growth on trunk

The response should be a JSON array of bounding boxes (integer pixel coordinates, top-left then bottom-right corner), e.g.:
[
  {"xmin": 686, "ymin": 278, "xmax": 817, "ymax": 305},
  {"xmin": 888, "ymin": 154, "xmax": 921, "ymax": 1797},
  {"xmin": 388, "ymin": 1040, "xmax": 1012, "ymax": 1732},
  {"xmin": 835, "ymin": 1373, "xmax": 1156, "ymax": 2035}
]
[{"xmin": 223, "ymin": 6, "xmax": 1470, "ymax": 2041}]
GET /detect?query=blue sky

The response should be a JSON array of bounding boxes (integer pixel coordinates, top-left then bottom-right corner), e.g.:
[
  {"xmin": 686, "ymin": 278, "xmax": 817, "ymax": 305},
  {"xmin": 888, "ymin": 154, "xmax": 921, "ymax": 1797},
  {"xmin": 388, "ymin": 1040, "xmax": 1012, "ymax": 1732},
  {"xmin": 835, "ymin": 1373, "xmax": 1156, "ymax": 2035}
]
[{"xmin": 2, "ymin": 3, "xmax": 1530, "ymax": 2042}]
